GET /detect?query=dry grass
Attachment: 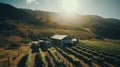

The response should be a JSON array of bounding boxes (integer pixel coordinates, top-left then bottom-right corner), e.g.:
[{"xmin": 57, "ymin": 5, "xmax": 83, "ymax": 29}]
[
  {"xmin": 19, "ymin": 28, "xmax": 94, "ymax": 39},
  {"xmin": 5, "ymin": 35, "xmax": 23, "ymax": 42}
]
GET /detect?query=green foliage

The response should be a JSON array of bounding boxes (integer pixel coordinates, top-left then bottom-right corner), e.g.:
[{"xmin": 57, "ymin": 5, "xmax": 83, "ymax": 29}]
[
  {"xmin": 9, "ymin": 42, "xmax": 21, "ymax": 47},
  {"xmin": 56, "ymin": 47, "xmax": 81, "ymax": 67},
  {"xmin": 23, "ymin": 37, "xmax": 31, "ymax": 44},
  {"xmin": 72, "ymin": 46, "xmax": 93, "ymax": 58},
  {"xmin": 92, "ymin": 19, "xmax": 120, "ymax": 39},
  {"xmin": 0, "ymin": 41, "xmax": 9, "ymax": 47},
  {"xmin": 39, "ymin": 48, "xmax": 46, "ymax": 67},
  {"xmin": 76, "ymin": 41, "xmax": 120, "ymax": 66},
  {"xmin": 40, "ymin": 37, "xmax": 50, "ymax": 41},
  {"xmin": 66, "ymin": 47, "xmax": 92, "ymax": 64},
  {"xmin": 25, "ymin": 49, "xmax": 32, "ymax": 67},
  {"xmin": 48, "ymin": 48, "xmax": 62, "ymax": 66},
  {"xmin": 80, "ymin": 40, "xmax": 120, "ymax": 55},
  {"xmin": 0, "ymin": 21, "xmax": 16, "ymax": 31}
]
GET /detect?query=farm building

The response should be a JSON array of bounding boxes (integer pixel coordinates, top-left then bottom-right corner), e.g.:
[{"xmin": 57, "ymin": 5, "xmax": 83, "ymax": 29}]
[
  {"xmin": 51, "ymin": 34, "xmax": 78, "ymax": 46},
  {"xmin": 31, "ymin": 41, "xmax": 39, "ymax": 46},
  {"xmin": 39, "ymin": 41, "xmax": 51, "ymax": 48}
]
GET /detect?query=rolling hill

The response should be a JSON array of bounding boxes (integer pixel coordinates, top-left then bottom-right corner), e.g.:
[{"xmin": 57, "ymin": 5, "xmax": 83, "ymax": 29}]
[
  {"xmin": 0, "ymin": 2, "xmax": 120, "ymax": 47},
  {"xmin": 22, "ymin": 8, "xmax": 120, "ymax": 39}
]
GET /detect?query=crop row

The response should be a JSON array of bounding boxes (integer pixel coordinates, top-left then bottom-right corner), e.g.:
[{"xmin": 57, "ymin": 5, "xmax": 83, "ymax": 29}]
[
  {"xmin": 47, "ymin": 48, "xmax": 63, "ymax": 67},
  {"xmin": 39, "ymin": 48, "xmax": 46, "ymax": 67},
  {"xmin": 66, "ymin": 47, "xmax": 92, "ymax": 65},
  {"xmin": 25, "ymin": 49, "xmax": 32, "ymax": 67},
  {"xmin": 56, "ymin": 47, "xmax": 81, "ymax": 67},
  {"xmin": 77, "ymin": 44, "xmax": 120, "ymax": 66}
]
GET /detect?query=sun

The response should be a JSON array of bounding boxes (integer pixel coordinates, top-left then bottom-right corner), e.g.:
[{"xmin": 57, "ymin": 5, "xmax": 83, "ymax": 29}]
[{"xmin": 61, "ymin": 0, "xmax": 79, "ymax": 13}]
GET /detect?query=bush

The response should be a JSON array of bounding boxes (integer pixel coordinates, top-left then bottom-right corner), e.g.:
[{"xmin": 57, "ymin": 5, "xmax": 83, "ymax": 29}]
[
  {"xmin": 9, "ymin": 42, "xmax": 21, "ymax": 47},
  {"xmin": 23, "ymin": 38, "xmax": 31, "ymax": 44}
]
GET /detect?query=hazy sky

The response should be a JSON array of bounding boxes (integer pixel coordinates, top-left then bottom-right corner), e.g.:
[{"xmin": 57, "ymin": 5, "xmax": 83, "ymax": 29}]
[{"xmin": 0, "ymin": 0, "xmax": 120, "ymax": 19}]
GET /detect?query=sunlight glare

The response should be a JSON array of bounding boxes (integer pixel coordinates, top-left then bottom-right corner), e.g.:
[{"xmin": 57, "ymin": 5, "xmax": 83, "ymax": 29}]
[{"xmin": 61, "ymin": 0, "xmax": 79, "ymax": 13}]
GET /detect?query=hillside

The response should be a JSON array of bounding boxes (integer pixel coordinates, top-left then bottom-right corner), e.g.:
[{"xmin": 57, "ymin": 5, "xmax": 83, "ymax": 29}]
[
  {"xmin": 23, "ymin": 9, "xmax": 120, "ymax": 39},
  {"xmin": 0, "ymin": 3, "xmax": 93, "ymax": 47},
  {"xmin": 0, "ymin": 2, "xmax": 120, "ymax": 47},
  {"xmin": 0, "ymin": 3, "xmax": 44, "ymax": 26}
]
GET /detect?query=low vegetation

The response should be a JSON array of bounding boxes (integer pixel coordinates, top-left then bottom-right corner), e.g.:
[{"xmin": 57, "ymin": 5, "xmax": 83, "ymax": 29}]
[
  {"xmin": 0, "ymin": 2, "xmax": 120, "ymax": 67},
  {"xmin": 48, "ymin": 48, "xmax": 62, "ymax": 67},
  {"xmin": 36, "ymin": 41, "xmax": 119, "ymax": 67},
  {"xmin": 39, "ymin": 48, "xmax": 46, "ymax": 67},
  {"xmin": 25, "ymin": 49, "xmax": 32, "ymax": 67}
]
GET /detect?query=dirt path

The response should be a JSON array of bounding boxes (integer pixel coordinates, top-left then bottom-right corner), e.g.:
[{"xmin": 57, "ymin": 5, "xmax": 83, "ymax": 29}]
[
  {"xmin": 92, "ymin": 62, "xmax": 101, "ymax": 67},
  {"xmin": 104, "ymin": 62, "xmax": 115, "ymax": 67},
  {"xmin": 31, "ymin": 53, "xmax": 38, "ymax": 67},
  {"xmin": 81, "ymin": 27, "xmax": 94, "ymax": 35},
  {"xmin": 13, "ymin": 54, "xmax": 26, "ymax": 67},
  {"xmin": 46, "ymin": 52, "xmax": 56, "ymax": 67}
]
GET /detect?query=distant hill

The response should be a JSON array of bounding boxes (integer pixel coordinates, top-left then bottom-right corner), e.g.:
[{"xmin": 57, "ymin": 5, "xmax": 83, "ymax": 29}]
[
  {"xmin": 23, "ymin": 9, "xmax": 120, "ymax": 39},
  {"xmin": 0, "ymin": 2, "xmax": 45, "ymax": 26},
  {"xmin": 0, "ymin": 2, "xmax": 120, "ymax": 47}
]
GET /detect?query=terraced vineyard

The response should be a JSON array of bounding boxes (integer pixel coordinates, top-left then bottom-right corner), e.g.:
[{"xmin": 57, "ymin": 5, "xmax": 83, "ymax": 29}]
[
  {"xmin": 1, "ymin": 41, "xmax": 119, "ymax": 67},
  {"xmin": 21, "ymin": 40, "xmax": 120, "ymax": 67}
]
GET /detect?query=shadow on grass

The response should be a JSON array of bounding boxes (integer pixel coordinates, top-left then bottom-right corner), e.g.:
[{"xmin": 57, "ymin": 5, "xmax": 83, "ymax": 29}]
[
  {"xmin": 35, "ymin": 54, "xmax": 42, "ymax": 67},
  {"xmin": 17, "ymin": 55, "xmax": 27, "ymax": 67},
  {"xmin": 46, "ymin": 55, "xmax": 52, "ymax": 67}
]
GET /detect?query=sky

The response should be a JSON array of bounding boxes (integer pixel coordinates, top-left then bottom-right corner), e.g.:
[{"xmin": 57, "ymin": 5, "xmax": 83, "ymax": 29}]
[{"xmin": 0, "ymin": 0, "xmax": 120, "ymax": 19}]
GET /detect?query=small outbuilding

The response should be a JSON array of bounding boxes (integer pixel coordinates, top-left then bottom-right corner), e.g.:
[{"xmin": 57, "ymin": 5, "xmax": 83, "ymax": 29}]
[
  {"xmin": 41, "ymin": 41, "xmax": 51, "ymax": 47},
  {"xmin": 31, "ymin": 41, "xmax": 39, "ymax": 46},
  {"xmin": 31, "ymin": 41, "xmax": 39, "ymax": 51}
]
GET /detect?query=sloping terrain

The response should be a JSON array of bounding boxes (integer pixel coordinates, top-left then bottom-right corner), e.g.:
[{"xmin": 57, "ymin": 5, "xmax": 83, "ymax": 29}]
[
  {"xmin": 0, "ymin": 2, "xmax": 120, "ymax": 47},
  {"xmin": 23, "ymin": 8, "xmax": 120, "ymax": 39}
]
